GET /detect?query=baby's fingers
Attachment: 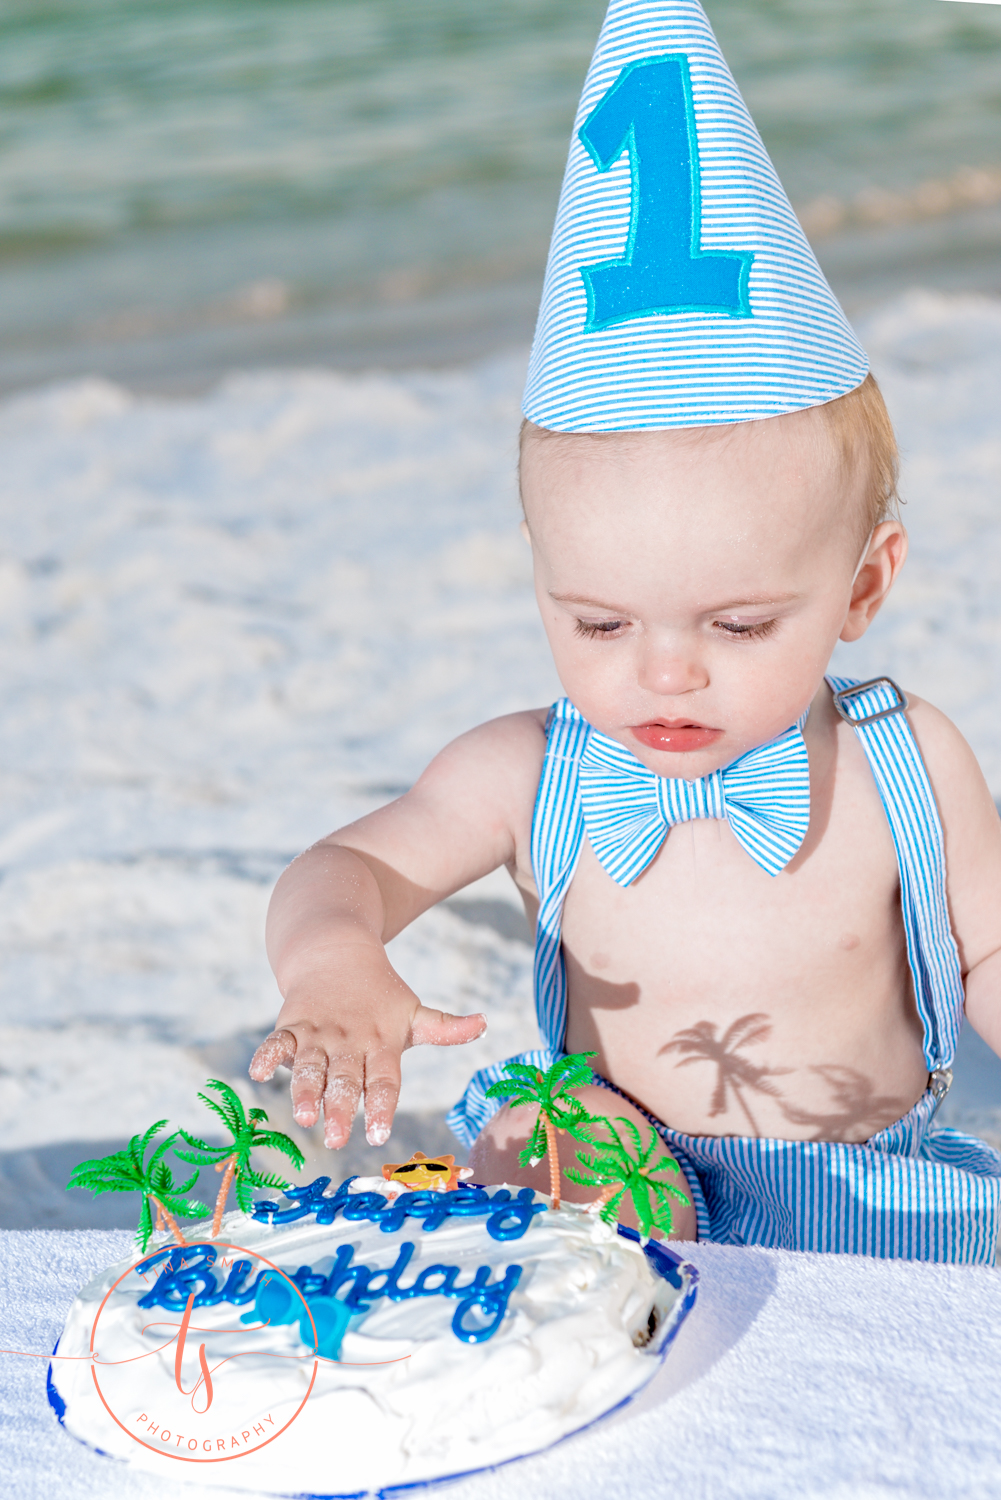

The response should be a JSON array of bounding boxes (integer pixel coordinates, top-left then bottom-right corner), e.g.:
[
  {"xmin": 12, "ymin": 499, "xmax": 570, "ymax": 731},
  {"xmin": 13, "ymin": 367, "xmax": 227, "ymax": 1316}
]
[
  {"xmin": 363, "ymin": 1053, "xmax": 402, "ymax": 1148},
  {"xmin": 249, "ymin": 1029, "xmax": 297, "ymax": 1082},
  {"xmin": 322, "ymin": 1064, "xmax": 364, "ymax": 1149},
  {"xmin": 290, "ymin": 1046, "xmax": 328, "ymax": 1129},
  {"xmin": 408, "ymin": 1006, "xmax": 487, "ymax": 1049}
]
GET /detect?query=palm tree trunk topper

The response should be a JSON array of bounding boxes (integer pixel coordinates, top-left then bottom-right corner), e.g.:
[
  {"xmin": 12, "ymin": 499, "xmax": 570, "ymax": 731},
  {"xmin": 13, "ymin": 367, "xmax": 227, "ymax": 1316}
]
[
  {"xmin": 174, "ymin": 1080, "xmax": 305, "ymax": 1234},
  {"xmin": 66, "ymin": 1081, "xmax": 307, "ymax": 1253},
  {"xmin": 212, "ymin": 1156, "xmax": 239, "ymax": 1238},
  {"xmin": 484, "ymin": 1052, "xmax": 598, "ymax": 1212},
  {"xmin": 566, "ymin": 1117, "xmax": 691, "ymax": 1244}
]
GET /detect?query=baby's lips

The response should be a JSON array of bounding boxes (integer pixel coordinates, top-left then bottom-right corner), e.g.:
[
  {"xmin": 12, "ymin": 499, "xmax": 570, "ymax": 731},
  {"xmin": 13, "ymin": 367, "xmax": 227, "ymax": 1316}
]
[{"xmin": 630, "ymin": 721, "xmax": 723, "ymax": 753}]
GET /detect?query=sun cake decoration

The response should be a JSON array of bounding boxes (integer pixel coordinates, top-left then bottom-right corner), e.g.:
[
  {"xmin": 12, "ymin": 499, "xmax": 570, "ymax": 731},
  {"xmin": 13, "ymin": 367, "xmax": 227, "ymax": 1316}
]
[{"xmin": 382, "ymin": 1151, "xmax": 470, "ymax": 1194}]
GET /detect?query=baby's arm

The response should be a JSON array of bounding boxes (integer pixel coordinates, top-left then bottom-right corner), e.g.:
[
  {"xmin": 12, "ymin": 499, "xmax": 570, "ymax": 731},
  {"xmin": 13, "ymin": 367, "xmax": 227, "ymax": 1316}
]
[
  {"xmin": 907, "ymin": 698, "xmax": 1001, "ymax": 1055},
  {"xmin": 250, "ymin": 710, "xmax": 546, "ymax": 1149}
]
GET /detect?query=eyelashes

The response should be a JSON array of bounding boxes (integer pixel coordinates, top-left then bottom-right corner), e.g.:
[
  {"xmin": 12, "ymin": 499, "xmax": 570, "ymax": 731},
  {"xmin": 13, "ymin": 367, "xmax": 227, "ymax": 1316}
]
[
  {"xmin": 573, "ymin": 617, "xmax": 779, "ymax": 642},
  {"xmin": 574, "ymin": 618, "xmax": 624, "ymax": 639},
  {"xmin": 712, "ymin": 618, "xmax": 779, "ymax": 642}
]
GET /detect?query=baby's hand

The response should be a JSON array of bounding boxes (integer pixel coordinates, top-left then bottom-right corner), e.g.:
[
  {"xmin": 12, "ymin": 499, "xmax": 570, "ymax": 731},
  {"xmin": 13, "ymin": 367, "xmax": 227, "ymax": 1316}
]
[
  {"xmin": 252, "ymin": 717, "xmax": 543, "ymax": 1154},
  {"xmin": 249, "ymin": 948, "xmax": 486, "ymax": 1149}
]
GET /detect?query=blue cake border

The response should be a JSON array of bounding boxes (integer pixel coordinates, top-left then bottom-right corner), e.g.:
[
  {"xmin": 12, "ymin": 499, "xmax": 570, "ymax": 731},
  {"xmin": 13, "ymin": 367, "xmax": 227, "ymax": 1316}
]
[{"xmin": 47, "ymin": 1225, "xmax": 699, "ymax": 1496}]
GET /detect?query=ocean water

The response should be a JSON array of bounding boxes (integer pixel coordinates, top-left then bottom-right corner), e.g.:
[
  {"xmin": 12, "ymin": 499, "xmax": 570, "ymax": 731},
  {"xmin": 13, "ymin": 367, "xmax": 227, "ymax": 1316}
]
[{"xmin": 2, "ymin": 0, "xmax": 1001, "ymax": 391}]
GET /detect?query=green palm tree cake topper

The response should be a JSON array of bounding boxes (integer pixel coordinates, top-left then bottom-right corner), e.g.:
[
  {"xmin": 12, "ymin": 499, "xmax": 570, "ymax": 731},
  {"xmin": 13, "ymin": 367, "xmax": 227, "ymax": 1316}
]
[
  {"xmin": 67, "ymin": 1120, "xmax": 211, "ymax": 1253},
  {"xmin": 67, "ymin": 1080, "xmax": 305, "ymax": 1251},
  {"xmin": 484, "ymin": 1051, "xmax": 598, "ymax": 1209},
  {"xmin": 484, "ymin": 1051, "xmax": 690, "ymax": 1240},
  {"xmin": 566, "ymin": 1116, "xmax": 690, "ymax": 1244},
  {"xmin": 175, "ymin": 1079, "xmax": 305, "ymax": 1236}
]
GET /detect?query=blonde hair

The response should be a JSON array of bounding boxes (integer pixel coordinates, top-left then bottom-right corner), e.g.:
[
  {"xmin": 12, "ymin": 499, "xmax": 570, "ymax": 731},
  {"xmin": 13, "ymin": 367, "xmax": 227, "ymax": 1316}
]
[
  {"xmin": 520, "ymin": 372, "xmax": 900, "ymax": 547},
  {"xmin": 818, "ymin": 372, "xmax": 900, "ymax": 541}
]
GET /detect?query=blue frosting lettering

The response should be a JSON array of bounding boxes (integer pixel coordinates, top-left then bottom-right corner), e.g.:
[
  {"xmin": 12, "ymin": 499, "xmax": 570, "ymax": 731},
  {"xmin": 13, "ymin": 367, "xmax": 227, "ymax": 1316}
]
[
  {"xmin": 251, "ymin": 1178, "xmax": 545, "ymax": 1241},
  {"xmin": 347, "ymin": 1242, "xmax": 416, "ymax": 1307},
  {"xmin": 255, "ymin": 1176, "xmax": 344, "ymax": 1225},
  {"xmin": 291, "ymin": 1264, "xmax": 329, "ymax": 1299},
  {"xmin": 483, "ymin": 1190, "xmax": 548, "ymax": 1240},
  {"xmin": 136, "ymin": 1247, "xmax": 270, "ymax": 1312},
  {"xmin": 451, "ymin": 1266, "xmax": 522, "ymax": 1343},
  {"xmin": 135, "ymin": 1245, "xmax": 231, "ymax": 1311},
  {"xmin": 134, "ymin": 1177, "xmax": 539, "ymax": 1345},
  {"xmin": 341, "ymin": 1191, "xmax": 389, "ymax": 1222},
  {"xmin": 220, "ymin": 1258, "xmax": 258, "ymax": 1304},
  {"xmin": 410, "ymin": 1263, "xmax": 460, "ymax": 1297}
]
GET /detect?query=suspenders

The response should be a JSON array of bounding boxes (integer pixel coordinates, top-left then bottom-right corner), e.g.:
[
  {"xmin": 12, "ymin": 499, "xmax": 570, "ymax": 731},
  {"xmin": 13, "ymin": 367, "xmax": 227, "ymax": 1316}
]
[{"xmin": 827, "ymin": 675, "xmax": 964, "ymax": 1074}]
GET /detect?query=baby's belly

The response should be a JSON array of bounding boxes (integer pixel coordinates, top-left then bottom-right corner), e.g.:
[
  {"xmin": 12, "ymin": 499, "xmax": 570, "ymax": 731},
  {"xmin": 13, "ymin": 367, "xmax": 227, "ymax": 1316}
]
[
  {"xmin": 560, "ymin": 833, "xmax": 930, "ymax": 1144},
  {"xmin": 565, "ymin": 994, "xmax": 929, "ymax": 1143}
]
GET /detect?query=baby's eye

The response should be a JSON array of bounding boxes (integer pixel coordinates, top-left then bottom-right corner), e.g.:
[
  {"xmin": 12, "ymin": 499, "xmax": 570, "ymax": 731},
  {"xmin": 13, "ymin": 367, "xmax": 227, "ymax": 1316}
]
[
  {"xmin": 574, "ymin": 618, "xmax": 624, "ymax": 639},
  {"xmin": 713, "ymin": 618, "xmax": 778, "ymax": 641}
]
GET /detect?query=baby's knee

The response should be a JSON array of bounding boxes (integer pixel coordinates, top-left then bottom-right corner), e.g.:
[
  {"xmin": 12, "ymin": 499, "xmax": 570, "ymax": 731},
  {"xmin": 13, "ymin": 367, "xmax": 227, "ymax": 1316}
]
[
  {"xmin": 466, "ymin": 1103, "xmax": 552, "ymax": 1197},
  {"xmin": 466, "ymin": 1090, "xmax": 698, "ymax": 1242}
]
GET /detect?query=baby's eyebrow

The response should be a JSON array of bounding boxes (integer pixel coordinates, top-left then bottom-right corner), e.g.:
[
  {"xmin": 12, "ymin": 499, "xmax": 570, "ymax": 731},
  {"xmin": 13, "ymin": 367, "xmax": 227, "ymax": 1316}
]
[
  {"xmin": 706, "ymin": 592, "xmax": 802, "ymax": 611},
  {"xmin": 549, "ymin": 589, "xmax": 802, "ymax": 612},
  {"xmin": 549, "ymin": 591, "xmax": 629, "ymax": 611}
]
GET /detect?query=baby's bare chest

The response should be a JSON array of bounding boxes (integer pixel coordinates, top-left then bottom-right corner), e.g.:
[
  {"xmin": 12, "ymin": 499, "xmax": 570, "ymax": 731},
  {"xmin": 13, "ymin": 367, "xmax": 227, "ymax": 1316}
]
[
  {"xmin": 560, "ymin": 808, "xmax": 902, "ymax": 1006},
  {"xmin": 552, "ymin": 747, "xmax": 927, "ymax": 1139}
]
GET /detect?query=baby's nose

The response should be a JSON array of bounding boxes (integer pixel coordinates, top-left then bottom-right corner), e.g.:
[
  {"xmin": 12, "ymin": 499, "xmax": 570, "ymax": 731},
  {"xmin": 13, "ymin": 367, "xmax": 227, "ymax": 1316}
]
[{"xmin": 636, "ymin": 641, "xmax": 709, "ymax": 696}]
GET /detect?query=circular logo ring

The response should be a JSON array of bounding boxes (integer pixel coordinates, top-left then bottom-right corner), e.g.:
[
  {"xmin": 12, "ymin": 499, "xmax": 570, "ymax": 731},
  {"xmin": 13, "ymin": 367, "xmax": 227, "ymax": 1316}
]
[{"xmin": 88, "ymin": 1240, "xmax": 318, "ymax": 1465}]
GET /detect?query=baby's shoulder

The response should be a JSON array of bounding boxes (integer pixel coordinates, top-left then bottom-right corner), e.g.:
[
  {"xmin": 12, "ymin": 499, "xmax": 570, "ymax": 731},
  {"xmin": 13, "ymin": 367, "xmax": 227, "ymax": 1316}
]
[
  {"xmin": 412, "ymin": 707, "xmax": 550, "ymax": 816},
  {"xmin": 442, "ymin": 706, "xmax": 549, "ymax": 767},
  {"xmin": 903, "ymin": 693, "xmax": 987, "ymax": 797},
  {"xmin": 901, "ymin": 691, "xmax": 1000, "ymax": 856}
]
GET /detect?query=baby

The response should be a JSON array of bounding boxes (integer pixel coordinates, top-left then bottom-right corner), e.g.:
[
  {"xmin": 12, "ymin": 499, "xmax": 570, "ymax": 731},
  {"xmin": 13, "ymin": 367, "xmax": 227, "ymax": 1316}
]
[{"xmin": 251, "ymin": 1, "xmax": 1001, "ymax": 1260}]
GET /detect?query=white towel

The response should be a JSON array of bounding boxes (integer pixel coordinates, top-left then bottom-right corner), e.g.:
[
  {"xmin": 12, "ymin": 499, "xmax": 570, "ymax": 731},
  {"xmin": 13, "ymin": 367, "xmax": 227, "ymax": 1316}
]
[{"xmin": 3, "ymin": 1230, "xmax": 1001, "ymax": 1500}]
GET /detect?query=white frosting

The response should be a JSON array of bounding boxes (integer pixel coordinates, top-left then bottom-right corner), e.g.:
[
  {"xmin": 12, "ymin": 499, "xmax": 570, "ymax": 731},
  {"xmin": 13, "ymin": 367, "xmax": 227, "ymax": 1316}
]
[{"xmin": 50, "ymin": 1183, "xmax": 688, "ymax": 1493}]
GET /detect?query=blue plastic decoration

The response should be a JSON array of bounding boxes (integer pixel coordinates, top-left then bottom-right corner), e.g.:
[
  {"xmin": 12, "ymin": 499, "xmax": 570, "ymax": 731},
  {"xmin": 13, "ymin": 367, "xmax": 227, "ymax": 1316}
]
[{"xmin": 240, "ymin": 1271, "xmax": 351, "ymax": 1361}]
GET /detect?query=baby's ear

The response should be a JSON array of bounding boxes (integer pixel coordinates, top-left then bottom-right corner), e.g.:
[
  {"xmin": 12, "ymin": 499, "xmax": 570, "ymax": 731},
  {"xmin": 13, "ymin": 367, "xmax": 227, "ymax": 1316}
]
[
  {"xmin": 519, "ymin": 520, "xmax": 531, "ymax": 546},
  {"xmin": 840, "ymin": 521, "xmax": 908, "ymax": 642}
]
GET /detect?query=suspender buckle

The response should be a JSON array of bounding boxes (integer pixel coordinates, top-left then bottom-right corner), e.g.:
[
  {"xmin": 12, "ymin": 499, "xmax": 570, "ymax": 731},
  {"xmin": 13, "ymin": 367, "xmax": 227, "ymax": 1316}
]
[
  {"xmin": 929, "ymin": 1067, "xmax": 953, "ymax": 1106},
  {"xmin": 832, "ymin": 676, "xmax": 909, "ymax": 727}
]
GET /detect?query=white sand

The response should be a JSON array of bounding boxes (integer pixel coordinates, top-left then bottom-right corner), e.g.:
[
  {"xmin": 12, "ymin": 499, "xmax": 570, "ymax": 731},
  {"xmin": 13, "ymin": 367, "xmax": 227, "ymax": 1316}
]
[{"xmin": 0, "ymin": 288, "xmax": 998, "ymax": 1152}]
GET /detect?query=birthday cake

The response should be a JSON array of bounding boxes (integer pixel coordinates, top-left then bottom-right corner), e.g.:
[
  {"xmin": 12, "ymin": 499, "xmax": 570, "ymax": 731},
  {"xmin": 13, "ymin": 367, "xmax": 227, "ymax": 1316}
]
[{"xmin": 49, "ymin": 1169, "xmax": 697, "ymax": 1494}]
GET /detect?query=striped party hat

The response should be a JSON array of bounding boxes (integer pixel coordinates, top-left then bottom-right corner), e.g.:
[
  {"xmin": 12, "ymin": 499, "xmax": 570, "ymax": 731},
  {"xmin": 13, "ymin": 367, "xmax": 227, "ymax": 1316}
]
[{"xmin": 523, "ymin": 0, "xmax": 868, "ymax": 431}]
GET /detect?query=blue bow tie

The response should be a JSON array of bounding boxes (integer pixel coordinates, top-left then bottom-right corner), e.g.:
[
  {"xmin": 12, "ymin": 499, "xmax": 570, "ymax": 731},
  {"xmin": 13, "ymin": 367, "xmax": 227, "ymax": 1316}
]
[{"xmin": 578, "ymin": 717, "xmax": 811, "ymax": 881}]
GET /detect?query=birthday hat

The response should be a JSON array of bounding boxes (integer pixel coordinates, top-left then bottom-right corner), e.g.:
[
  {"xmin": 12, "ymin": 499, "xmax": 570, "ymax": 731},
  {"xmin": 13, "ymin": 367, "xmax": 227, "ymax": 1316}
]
[{"xmin": 523, "ymin": 0, "xmax": 867, "ymax": 431}]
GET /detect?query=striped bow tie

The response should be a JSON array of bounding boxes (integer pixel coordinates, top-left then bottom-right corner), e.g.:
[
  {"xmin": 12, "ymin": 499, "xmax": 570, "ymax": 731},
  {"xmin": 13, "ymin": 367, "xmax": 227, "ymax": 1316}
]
[{"xmin": 578, "ymin": 719, "xmax": 811, "ymax": 882}]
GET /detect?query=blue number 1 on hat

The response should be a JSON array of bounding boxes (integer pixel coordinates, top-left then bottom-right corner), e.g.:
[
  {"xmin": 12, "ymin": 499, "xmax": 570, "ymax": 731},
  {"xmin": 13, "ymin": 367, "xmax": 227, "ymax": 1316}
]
[{"xmin": 579, "ymin": 54, "xmax": 753, "ymax": 332}]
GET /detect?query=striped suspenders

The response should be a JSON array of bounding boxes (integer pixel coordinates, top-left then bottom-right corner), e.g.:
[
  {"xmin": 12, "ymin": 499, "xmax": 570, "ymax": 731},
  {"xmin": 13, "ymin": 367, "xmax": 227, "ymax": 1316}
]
[{"xmin": 447, "ymin": 678, "xmax": 964, "ymax": 1146}]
